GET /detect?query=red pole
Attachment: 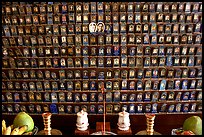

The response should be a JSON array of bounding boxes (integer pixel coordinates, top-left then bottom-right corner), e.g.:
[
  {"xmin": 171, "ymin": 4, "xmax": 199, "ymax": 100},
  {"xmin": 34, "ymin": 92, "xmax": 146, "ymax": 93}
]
[{"xmin": 101, "ymin": 84, "xmax": 105, "ymax": 135}]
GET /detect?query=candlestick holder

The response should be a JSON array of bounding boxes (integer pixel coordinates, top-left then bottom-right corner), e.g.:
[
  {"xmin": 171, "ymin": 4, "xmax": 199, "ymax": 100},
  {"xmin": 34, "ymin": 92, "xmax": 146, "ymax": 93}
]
[
  {"xmin": 37, "ymin": 112, "xmax": 62, "ymax": 135},
  {"xmin": 136, "ymin": 113, "xmax": 161, "ymax": 135}
]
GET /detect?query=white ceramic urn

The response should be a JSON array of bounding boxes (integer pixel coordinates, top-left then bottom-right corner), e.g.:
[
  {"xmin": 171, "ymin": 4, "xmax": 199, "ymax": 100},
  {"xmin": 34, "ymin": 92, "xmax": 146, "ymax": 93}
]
[
  {"xmin": 76, "ymin": 110, "xmax": 89, "ymax": 131},
  {"xmin": 117, "ymin": 111, "xmax": 130, "ymax": 131}
]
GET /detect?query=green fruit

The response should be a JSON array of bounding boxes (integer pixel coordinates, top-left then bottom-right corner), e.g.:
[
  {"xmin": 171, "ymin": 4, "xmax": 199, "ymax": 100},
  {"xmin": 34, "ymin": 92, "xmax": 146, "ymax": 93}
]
[
  {"xmin": 183, "ymin": 116, "xmax": 202, "ymax": 135},
  {"xmin": 13, "ymin": 112, "xmax": 34, "ymax": 132}
]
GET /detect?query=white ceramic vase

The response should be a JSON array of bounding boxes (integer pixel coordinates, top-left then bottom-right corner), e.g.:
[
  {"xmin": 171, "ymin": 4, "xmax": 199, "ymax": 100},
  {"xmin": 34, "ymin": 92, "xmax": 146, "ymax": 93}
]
[
  {"xmin": 76, "ymin": 110, "xmax": 89, "ymax": 131},
  {"xmin": 117, "ymin": 111, "xmax": 130, "ymax": 131}
]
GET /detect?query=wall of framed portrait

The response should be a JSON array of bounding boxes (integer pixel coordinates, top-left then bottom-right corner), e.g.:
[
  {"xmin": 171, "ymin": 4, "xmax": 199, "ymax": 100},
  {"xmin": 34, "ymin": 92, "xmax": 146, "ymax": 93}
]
[{"xmin": 2, "ymin": 2, "xmax": 202, "ymax": 116}]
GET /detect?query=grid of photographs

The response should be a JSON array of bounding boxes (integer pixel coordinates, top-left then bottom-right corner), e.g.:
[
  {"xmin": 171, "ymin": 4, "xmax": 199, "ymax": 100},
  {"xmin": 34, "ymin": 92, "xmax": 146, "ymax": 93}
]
[{"xmin": 2, "ymin": 2, "xmax": 202, "ymax": 114}]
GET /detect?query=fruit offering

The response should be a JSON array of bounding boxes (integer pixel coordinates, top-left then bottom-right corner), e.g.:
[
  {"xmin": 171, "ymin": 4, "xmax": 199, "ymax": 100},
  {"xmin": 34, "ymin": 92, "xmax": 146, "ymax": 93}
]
[
  {"xmin": 2, "ymin": 112, "xmax": 35, "ymax": 135},
  {"xmin": 13, "ymin": 112, "xmax": 34, "ymax": 132},
  {"xmin": 183, "ymin": 116, "xmax": 202, "ymax": 135}
]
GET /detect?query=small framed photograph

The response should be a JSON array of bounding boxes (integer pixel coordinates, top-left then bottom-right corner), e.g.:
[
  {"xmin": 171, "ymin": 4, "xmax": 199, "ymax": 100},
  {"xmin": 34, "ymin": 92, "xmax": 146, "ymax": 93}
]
[
  {"xmin": 144, "ymin": 104, "xmax": 151, "ymax": 113},
  {"xmin": 6, "ymin": 92, "xmax": 13, "ymax": 102},
  {"xmin": 121, "ymin": 56, "xmax": 127, "ymax": 67},
  {"xmin": 143, "ymin": 24, "xmax": 149, "ymax": 33},
  {"xmin": 166, "ymin": 56, "xmax": 173, "ymax": 66},
  {"xmin": 145, "ymin": 80, "xmax": 151, "ymax": 91},
  {"xmin": 56, "ymin": 92, "xmax": 65, "ymax": 103},
  {"xmin": 147, "ymin": 3, "xmax": 155, "ymax": 12},
  {"xmin": 186, "ymin": 24, "xmax": 193, "ymax": 33},
  {"xmin": 76, "ymin": 13, "xmax": 82, "ymax": 23},
  {"xmin": 174, "ymin": 56, "xmax": 180, "ymax": 66},
  {"xmin": 180, "ymin": 57, "xmax": 187, "ymax": 66},
  {"xmin": 173, "ymin": 103, "xmax": 182, "ymax": 113},
  {"xmin": 151, "ymin": 57, "xmax": 158, "ymax": 66},
  {"xmin": 152, "ymin": 69, "xmax": 159, "ymax": 78},
  {"xmin": 151, "ymin": 34, "xmax": 157, "ymax": 44},
  {"xmin": 165, "ymin": 14, "xmax": 171, "ymax": 23},
  {"xmin": 157, "ymin": 13, "xmax": 163, "ymax": 22},
  {"xmin": 197, "ymin": 69, "xmax": 202, "ymax": 78},
  {"xmin": 182, "ymin": 80, "xmax": 188, "ymax": 90},
  {"xmin": 195, "ymin": 23, "xmax": 201, "ymax": 32},
  {"xmin": 90, "ymin": 70, "xmax": 97, "ymax": 79},
  {"xmin": 143, "ymin": 14, "xmax": 149, "ymax": 23},
  {"xmin": 167, "ymin": 104, "xmax": 175, "ymax": 113},
  {"xmin": 106, "ymin": 92, "xmax": 112, "ymax": 102},
  {"xmin": 137, "ymin": 80, "xmax": 143, "ymax": 91},
  {"xmin": 195, "ymin": 45, "xmax": 202, "ymax": 56},
  {"xmin": 195, "ymin": 34, "xmax": 201, "ymax": 44},
  {"xmin": 129, "ymin": 81, "xmax": 135, "ymax": 90},
  {"xmin": 74, "ymin": 81, "xmax": 81, "ymax": 91},
  {"xmin": 137, "ymin": 69, "xmax": 143, "ymax": 79},
  {"xmin": 98, "ymin": 105, "xmax": 104, "ymax": 114},
  {"xmin": 144, "ymin": 46, "xmax": 151, "ymax": 56},
  {"xmin": 121, "ymin": 46, "xmax": 127, "ymax": 55},
  {"xmin": 128, "ymin": 104, "xmax": 135, "ymax": 113},
  {"xmin": 134, "ymin": 13, "xmax": 141, "ymax": 23},
  {"xmin": 155, "ymin": 2, "xmax": 163, "ymax": 12},
  {"xmin": 105, "ymin": 13, "xmax": 111, "ymax": 23},
  {"xmin": 182, "ymin": 103, "xmax": 189, "ymax": 112},
  {"xmin": 159, "ymin": 92, "xmax": 167, "ymax": 101},
  {"xmin": 151, "ymin": 23, "xmax": 157, "ymax": 33},
  {"xmin": 135, "ymin": 23, "xmax": 141, "ymax": 33},
  {"xmin": 90, "ymin": 105, "xmax": 96, "ymax": 113},
  {"xmin": 184, "ymin": 2, "xmax": 191, "ymax": 12},
  {"xmin": 196, "ymin": 80, "xmax": 202, "ymax": 89},
  {"xmin": 136, "ymin": 36, "xmax": 142, "ymax": 44},
  {"xmin": 165, "ymin": 24, "xmax": 171, "ymax": 33},
  {"xmin": 175, "ymin": 69, "xmax": 182, "ymax": 78},
  {"xmin": 175, "ymin": 92, "xmax": 182, "ymax": 101},
  {"xmin": 20, "ymin": 105, "xmax": 27, "ymax": 113},
  {"xmin": 113, "ymin": 23, "xmax": 119, "ymax": 34},
  {"xmin": 36, "ymin": 82, "xmax": 43, "ymax": 91},
  {"xmin": 98, "ymin": 47, "xmax": 105, "ymax": 56},
  {"xmin": 120, "ymin": 94, "xmax": 128, "ymax": 102},
  {"xmin": 83, "ymin": 81, "xmax": 89, "ymax": 90},
  {"xmin": 66, "ymin": 81, "xmax": 73, "ymax": 91},
  {"xmin": 170, "ymin": 2, "xmax": 177, "ymax": 12},
  {"xmin": 159, "ymin": 80, "xmax": 166, "ymax": 91},
  {"xmin": 127, "ymin": 13, "xmax": 133, "ymax": 23},
  {"xmin": 152, "ymin": 47, "xmax": 158, "ymax": 55},
  {"xmin": 174, "ymin": 80, "xmax": 181, "ymax": 90},
  {"xmin": 195, "ymin": 57, "xmax": 202, "ymax": 66},
  {"xmin": 8, "ymin": 25, "xmax": 17, "ymax": 36},
  {"xmin": 81, "ymin": 24, "xmax": 89, "ymax": 34},
  {"xmin": 188, "ymin": 56, "xmax": 195, "ymax": 66},
  {"xmin": 81, "ymin": 93, "xmax": 87, "ymax": 102},
  {"xmin": 192, "ymin": 3, "xmax": 199, "ymax": 12},
  {"xmin": 165, "ymin": 35, "xmax": 172, "ymax": 44},
  {"xmin": 144, "ymin": 57, "xmax": 150, "ymax": 67},
  {"xmin": 167, "ymin": 80, "xmax": 174, "ymax": 90},
  {"xmin": 121, "ymin": 80, "xmax": 128, "ymax": 90},
  {"xmin": 120, "ymin": 13, "xmax": 126, "ymax": 23},
  {"xmin": 135, "ymin": 46, "xmax": 143, "ymax": 56},
  {"xmin": 121, "ymin": 70, "xmax": 128, "ymax": 79},
  {"xmin": 151, "ymin": 103, "xmax": 158, "ymax": 113},
  {"xmin": 197, "ymin": 91, "xmax": 202, "ymax": 100},
  {"xmin": 128, "ymin": 57, "xmax": 135, "ymax": 67},
  {"xmin": 37, "ymin": 36, "xmax": 44, "ymax": 45},
  {"xmin": 143, "ymin": 34, "xmax": 150, "ymax": 44},
  {"xmin": 158, "ymin": 35, "xmax": 164, "ymax": 44},
  {"xmin": 89, "ymin": 93, "xmax": 96, "ymax": 102},
  {"xmin": 176, "ymin": 3, "xmax": 183, "ymax": 12},
  {"xmin": 74, "ymin": 93, "xmax": 80, "ymax": 102},
  {"xmin": 28, "ymin": 91, "xmax": 35, "ymax": 102},
  {"xmin": 114, "ymin": 69, "xmax": 120, "ymax": 79},
  {"xmin": 83, "ymin": 2, "xmax": 89, "ymax": 13},
  {"xmin": 188, "ymin": 91, "xmax": 195, "ymax": 101},
  {"xmin": 172, "ymin": 24, "xmax": 179, "ymax": 34},
  {"xmin": 112, "ymin": 13, "xmax": 118, "ymax": 23}
]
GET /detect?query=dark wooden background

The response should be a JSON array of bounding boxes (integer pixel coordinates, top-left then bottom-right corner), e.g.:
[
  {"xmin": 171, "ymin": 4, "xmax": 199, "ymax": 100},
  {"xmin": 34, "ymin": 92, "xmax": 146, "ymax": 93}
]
[{"xmin": 2, "ymin": 113, "xmax": 202, "ymax": 135}]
